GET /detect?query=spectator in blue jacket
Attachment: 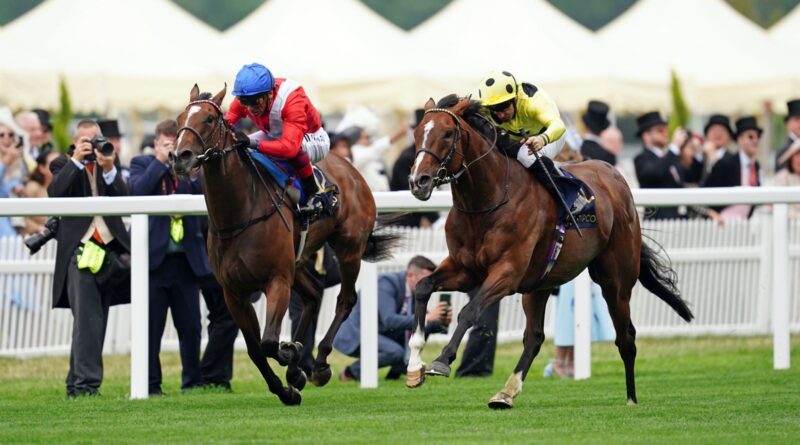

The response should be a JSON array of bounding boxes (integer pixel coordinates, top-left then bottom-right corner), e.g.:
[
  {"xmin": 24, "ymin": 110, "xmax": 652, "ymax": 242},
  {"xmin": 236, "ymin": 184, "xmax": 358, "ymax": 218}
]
[
  {"xmin": 333, "ymin": 255, "xmax": 451, "ymax": 381},
  {"xmin": 129, "ymin": 119, "xmax": 209, "ymax": 395}
]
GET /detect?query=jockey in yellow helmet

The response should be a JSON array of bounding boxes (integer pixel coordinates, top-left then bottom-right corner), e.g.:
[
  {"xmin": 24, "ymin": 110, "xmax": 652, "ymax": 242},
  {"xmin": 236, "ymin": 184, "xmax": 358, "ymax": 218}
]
[{"xmin": 478, "ymin": 70, "xmax": 583, "ymax": 211}]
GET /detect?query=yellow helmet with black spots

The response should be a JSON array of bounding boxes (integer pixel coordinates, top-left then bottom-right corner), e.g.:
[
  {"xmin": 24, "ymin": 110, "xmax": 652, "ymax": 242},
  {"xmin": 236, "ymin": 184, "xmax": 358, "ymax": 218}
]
[{"xmin": 478, "ymin": 70, "xmax": 518, "ymax": 107}]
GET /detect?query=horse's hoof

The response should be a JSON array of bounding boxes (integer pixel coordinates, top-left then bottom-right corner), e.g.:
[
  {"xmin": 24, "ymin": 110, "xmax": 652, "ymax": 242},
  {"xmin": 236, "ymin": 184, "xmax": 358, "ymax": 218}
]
[
  {"xmin": 488, "ymin": 391, "xmax": 514, "ymax": 410},
  {"xmin": 627, "ymin": 398, "xmax": 638, "ymax": 406},
  {"xmin": 310, "ymin": 365, "xmax": 332, "ymax": 387},
  {"xmin": 406, "ymin": 366, "xmax": 426, "ymax": 388},
  {"xmin": 277, "ymin": 342, "xmax": 301, "ymax": 366},
  {"xmin": 426, "ymin": 361, "xmax": 450, "ymax": 377},
  {"xmin": 287, "ymin": 368, "xmax": 307, "ymax": 392},
  {"xmin": 280, "ymin": 386, "xmax": 302, "ymax": 406}
]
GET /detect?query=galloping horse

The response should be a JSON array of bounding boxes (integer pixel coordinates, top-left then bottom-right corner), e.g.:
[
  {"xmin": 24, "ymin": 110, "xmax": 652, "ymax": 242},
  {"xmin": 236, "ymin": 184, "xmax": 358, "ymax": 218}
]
[
  {"xmin": 406, "ymin": 95, "xmax": 693, "ymax": 408},
  {"xmin": 170, "ymin": 85, "xmax": 397, "ymax": 405}
]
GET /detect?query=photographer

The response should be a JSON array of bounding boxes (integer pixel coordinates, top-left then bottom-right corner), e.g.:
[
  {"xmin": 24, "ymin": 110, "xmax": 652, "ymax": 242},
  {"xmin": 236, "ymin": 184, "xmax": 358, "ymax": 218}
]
[{"xmin": 49, "ymin": 119, "xmax": 130, "ymax": 398}]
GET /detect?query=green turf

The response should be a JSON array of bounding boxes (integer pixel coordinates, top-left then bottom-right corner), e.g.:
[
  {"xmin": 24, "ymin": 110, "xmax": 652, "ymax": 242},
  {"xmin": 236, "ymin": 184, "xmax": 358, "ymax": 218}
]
[{"xmin": 1, "ymin": 336, "xmax": 798, "ymax": 444}]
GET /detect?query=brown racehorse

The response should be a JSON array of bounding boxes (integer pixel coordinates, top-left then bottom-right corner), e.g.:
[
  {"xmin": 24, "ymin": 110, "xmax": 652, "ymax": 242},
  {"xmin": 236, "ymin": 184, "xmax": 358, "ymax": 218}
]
[
  {"xmin": 405, "ymin": 95, "xmax": 693, "ymax": 409},
  {"xmin": 170, "ymin": 85, "xmax": 398, "ymax": 405}
]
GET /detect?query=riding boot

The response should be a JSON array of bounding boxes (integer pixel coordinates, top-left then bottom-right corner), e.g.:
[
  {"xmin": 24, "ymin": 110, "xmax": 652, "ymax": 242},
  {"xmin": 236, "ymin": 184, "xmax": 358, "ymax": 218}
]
[
  {"xmin": 527, "ymin": 157, "xmax": 588, "ymax": 215},
  {"xmin": 298, "ymin": 174, "xmax": 322, "ymax": 216}
]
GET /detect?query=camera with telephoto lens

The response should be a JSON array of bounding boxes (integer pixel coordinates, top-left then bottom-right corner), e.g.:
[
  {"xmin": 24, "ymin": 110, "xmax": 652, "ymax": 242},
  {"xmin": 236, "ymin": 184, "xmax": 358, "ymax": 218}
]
[
  {"xmin": 24, "ymin": 217, "xmax": 59, "ymax": 255},
  {"xmin": 75, "ymin": 136, "xmax": 114, "ymax": 162}
]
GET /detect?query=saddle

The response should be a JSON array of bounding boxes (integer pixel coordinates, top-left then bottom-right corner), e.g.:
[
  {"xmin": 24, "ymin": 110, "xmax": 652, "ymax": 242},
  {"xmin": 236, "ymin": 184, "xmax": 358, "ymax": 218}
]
[{"xmin": 248, "ymin": 150, "xmax": 340, "ymax": 219}]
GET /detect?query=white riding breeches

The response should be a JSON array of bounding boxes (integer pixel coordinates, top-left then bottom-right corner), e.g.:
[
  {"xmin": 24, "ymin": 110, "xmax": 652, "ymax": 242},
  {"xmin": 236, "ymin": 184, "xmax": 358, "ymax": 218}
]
[
  {"xmin": 249, "ymin": 127, "xmax": 330, "ymax": 164},
  {"xmin": 516, "ymin": 137, "xmax": 566, "ymax": 168}
]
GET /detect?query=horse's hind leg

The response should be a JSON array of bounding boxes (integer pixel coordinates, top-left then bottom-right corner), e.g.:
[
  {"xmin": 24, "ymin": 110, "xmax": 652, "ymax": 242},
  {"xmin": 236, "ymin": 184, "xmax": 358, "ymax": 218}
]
[
  {"xmin": 488, "ymin": 290, "xmax": 549, "ymax": 410},
  {"xmin": 224, "ymin": 289, "xmax": 300, "ymax": 406},
  {"xmin": 407, "ymin": 257, "xmax": 474, "ymax": 388},
  {"xmin": 285, "ymin": 268, "xmax": 323, "ymax": 391},
  {"xmin": 591, "ymin": 249, "xmax": 639, "ymax": 405},
  {"xmin": 309, "ymin": 248, "xmax": 361, "ymax": 387}
]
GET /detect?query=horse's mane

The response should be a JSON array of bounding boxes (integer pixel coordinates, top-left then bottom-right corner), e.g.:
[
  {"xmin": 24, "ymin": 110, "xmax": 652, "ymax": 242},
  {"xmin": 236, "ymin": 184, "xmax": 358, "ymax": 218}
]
[
  {"xmin": 197, "ymin": 92, "xmax": 214, "ymax": 100},
  {"xmin": 435, "ymin": 94, "xmax": 511, "ymax": 152}
]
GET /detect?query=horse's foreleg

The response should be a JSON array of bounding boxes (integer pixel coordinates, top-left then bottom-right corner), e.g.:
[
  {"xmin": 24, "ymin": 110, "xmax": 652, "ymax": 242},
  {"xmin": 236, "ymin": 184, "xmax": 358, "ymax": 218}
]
[
  {"xmin": 260, "ymin": 276, "xmax": 296, "ymax": 366},
  {"xmin": 224, "ymin": 289, "xmax": 300, "ymax": 406},
  {"xmin": 286, "ymin": 270, "xmax": 323, "ymax": 391},
  {"xmin": 407, "ymin": 257, "xmax": 474, "ymax": 388},
  {"xmin": 310, "ymin": 255, "xmax": 361, "ymax": 387},
  {"xmin": 488, "ymin": 290, "xmax": 549, "ymax": 409},
  {"xmin": 428, "ymin": 263, "xmax": 517, "ymax": 378}
]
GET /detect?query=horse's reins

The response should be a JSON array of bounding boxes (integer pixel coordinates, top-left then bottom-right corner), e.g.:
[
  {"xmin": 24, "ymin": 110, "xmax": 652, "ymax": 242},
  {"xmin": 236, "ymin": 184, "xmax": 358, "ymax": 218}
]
[
  {"xmin": 421, "ymin": 108, "xmax": 510, "ymax": 214},
  {"xmin": 176, "ymin": 99, "xmax": 290, "ymax": 238}
]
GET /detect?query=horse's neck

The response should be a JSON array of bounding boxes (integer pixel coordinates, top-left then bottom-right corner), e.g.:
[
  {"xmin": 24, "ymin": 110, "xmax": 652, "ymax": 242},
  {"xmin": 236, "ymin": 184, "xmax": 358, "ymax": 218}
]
[
  {"xmin": 450, "ymin": 131, "xmax": 512, "ymax": 211},
  {"xmin": 202, "ymin": 150, "xmax": 257, "ymax": 227}
]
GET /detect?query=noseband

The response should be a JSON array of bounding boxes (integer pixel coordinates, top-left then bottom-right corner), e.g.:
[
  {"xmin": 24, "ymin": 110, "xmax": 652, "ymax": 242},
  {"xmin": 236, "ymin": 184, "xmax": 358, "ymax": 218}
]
[
  {"xmin": 176, "ymin": 99, "xmax": 235, "ymax": 166},
  {"xmin": 417, "ymin": 108, "xmax": 466, "ymax": 186}
]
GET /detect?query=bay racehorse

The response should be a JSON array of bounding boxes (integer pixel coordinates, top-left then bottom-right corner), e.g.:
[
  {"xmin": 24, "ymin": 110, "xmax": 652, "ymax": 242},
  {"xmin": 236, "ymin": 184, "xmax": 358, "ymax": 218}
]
[
  {"xmin": 170, "ymin": 85, "xmax": 398, "ymax": 405},
  {"xmin": 405, "ymin": 95, "xmax": 693, "ymax": 409}
]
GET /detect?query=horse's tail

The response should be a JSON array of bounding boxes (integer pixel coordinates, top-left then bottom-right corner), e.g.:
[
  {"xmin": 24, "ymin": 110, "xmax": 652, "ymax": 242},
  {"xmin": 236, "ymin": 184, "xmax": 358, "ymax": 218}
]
[
  {"xmin": 362, "ymin": 214, "xmax": 404, "ymax": 263},
  {"xmin": 638, "ymin": 236, "xmax": 694, "ymax": 322}
]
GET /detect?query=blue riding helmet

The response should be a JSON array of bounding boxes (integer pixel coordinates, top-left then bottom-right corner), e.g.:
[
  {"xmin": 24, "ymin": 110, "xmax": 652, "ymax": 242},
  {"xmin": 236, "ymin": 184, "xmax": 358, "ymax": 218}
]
[{"xmin": 232, "ymin": 63, "xmax": 275, "ymax": 97}]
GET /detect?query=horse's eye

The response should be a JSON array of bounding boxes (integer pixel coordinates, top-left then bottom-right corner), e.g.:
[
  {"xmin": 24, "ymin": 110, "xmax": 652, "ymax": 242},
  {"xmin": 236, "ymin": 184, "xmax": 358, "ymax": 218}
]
[
  {"xmin": 444, "ymin": 130, "xmax": 453, "ymax": 139},
  {"xmin": 206, "ymin": 115, "xmax": 214, "ymax": 124}
]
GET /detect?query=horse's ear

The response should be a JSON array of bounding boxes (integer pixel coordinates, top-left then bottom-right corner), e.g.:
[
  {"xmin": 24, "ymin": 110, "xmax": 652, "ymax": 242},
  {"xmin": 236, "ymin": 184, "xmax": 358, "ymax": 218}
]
[
  {"xmin": 424, "ymin": 98, "xmax": 435, "ymax": 111},
  {"xmin": 453, "ymin": 98, "xmax": 471, "ymax": 115},
  {"xmin": 212, "ymin": 83, "xmax": 227, "ymax": 107},
  {"xmin": 190, "ymin": 84, "xmax": 200, "ymax": 101}
]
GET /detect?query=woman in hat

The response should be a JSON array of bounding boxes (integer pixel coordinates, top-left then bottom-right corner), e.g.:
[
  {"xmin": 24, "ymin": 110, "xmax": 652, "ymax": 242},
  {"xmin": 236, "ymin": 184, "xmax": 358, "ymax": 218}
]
[{"xmin": 772, "ymin": 140, "xmax": 800, "ymax": 218}]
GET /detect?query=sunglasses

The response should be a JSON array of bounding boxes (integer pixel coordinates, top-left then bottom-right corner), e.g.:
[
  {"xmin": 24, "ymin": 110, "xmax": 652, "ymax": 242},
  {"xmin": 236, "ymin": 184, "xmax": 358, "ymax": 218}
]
[
  {"xmin": 239, "ymin": 94, "xmax": 265, "ymax": 107},
  {"xmin": 487, "ymin": 100, "xmax": 514, "ymax": 113},
  {"xmin": 0, "ymin": 132, "xmax": 15, "ymax": 138}
]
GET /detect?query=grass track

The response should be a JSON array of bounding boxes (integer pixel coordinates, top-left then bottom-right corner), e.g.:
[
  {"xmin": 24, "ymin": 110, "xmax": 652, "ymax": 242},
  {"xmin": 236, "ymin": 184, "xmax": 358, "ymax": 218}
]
[{"xmin": 1, "ymin": 336, "xmax": 798, "ymax": 444}]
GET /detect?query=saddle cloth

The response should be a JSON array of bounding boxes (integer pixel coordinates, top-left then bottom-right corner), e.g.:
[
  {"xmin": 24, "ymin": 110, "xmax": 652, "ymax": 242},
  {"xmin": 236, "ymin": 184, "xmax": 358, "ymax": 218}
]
[
  {"xmin": 248, "ymin": 150, "xmax": 339, "ymax": 217},
  {"xmin": 553, "ymin": 169, "xmax": 597, "ymax": 230}
]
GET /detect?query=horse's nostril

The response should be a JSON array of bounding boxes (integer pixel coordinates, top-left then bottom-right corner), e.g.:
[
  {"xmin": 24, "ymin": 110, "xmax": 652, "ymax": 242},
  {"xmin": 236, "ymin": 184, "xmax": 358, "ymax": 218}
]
[{"xmin": 418, "ymin": 175, "xmax": 432, "ymax": 188}]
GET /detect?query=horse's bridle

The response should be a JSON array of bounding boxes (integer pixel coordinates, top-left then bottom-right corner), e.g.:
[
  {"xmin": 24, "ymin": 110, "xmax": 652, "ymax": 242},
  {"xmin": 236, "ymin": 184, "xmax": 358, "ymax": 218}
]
[
  {"xmin": 176, "ymin": 99, "xmax": 236, "ymax": 166},
  {"xmin": 175, "ymin": 98, "xmax": 291, "ymax": 236},
  {"xmin": 419, "ymin": 107, "xmax": 510, "ymax": 214}
]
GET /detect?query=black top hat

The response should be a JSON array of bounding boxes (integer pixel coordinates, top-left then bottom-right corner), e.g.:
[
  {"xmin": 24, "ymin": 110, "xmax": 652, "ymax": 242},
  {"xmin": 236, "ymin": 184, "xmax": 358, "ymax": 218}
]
[
  {"xmin": 97, "ymin": 119, "xmax": 123, "ymax": 138},
  {"xmin": 582, "ymin": 100, "xmax": 610, "ymax": 134},
  {"xmin": 786, "ymin": 99, "xmax": 800, "ymax": 121},
  {"xmin": 635, "ymin": 111, "xmax": 667, "ymax": 137},
  {"xmin": 32, "ymin": 109, "xmax": 52, "ymax": 132},
  {"xmin": 734, "ymin": 116, "xmax": 762, "ymax": 138},
  {"xmin": 703, "ymin": 114, "xmax": 734, "ymax": 138}
]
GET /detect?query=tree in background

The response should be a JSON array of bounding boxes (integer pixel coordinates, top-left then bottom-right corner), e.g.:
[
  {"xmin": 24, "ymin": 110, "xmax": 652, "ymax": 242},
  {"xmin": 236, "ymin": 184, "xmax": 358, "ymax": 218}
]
[
  {"xmin": 667, "ymin": 71, "xmax": 689, "ymax": 136},
  {"xmin": 51, "ymin": 78, "xmax": 72, "ymax": 153}
]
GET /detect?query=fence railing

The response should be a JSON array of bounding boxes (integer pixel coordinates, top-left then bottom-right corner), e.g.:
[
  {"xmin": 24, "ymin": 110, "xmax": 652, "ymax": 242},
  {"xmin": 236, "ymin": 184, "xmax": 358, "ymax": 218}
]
[{"xmin": 0, "ymin": 188, "xmax": 798, "ymax": 395}]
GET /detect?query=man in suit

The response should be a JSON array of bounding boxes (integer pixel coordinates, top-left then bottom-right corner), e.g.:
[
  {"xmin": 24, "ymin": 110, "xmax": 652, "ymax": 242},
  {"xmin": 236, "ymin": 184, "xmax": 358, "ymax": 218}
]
[
  {"xmin": 49, "ymin": 119, "xmax": 131, "ymax": 397},
  {"xmin": 702, "ymin": 114, "xmax": 735, "ymax": 174},
  {"xmin": 333, "ymin": 255, "xmax": 450, "ymax": 381},
  {"xmin": 633, "ymin": 111, "xmax": 687, "ymax": 220},
  {"xmin": 129, "ymin": 119, "xmax": 208, "ymax": 395},
  {"xmin": 579, "ymin": 100, "xmax": 616, "ymax": 165},
  {"xmin": 775, "ymin": 99, "xmax": 800, "ymax": 171},
  {"xmin": 389, "ymin": 109, "xmax": 439, "ymax": 227},
  {"xmin": 702, "ymin": 116, "xmax": 762, "ymax": 222}
]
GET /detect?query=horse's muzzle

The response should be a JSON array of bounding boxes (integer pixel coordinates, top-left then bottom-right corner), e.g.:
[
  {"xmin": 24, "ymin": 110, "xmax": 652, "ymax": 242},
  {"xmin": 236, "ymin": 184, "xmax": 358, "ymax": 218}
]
[
  {"xmin": 409, "ymin": 174, "xmax": 433, "ymax": 201},
  {"xmin": 170, "ymin": 149, "xmax": 196, "ymax": 177}
]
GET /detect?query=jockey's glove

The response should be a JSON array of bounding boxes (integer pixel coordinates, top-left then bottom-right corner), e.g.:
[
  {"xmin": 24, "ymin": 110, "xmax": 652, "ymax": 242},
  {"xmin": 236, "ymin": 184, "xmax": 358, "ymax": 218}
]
[{"xmin": 234, "ymin": 130, "xmax": 251, "ymax": 149}]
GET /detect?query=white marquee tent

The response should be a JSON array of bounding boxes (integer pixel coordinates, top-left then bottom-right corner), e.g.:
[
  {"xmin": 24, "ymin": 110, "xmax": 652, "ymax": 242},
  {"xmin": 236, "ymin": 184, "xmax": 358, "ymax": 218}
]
[
  {"xmin": 0, "ymin": 0, "xmax": 227, "ymax": 112},
  {"xmin": 769, "ymin": 4, "xmax": 800, "ymax": 108},
  {"xmin": 598, "ymin": 0, "xmax": 795, "ymax": 113},
  {"xmin": 410, "ymin": 0, "xmax": 626, "ymax": 111},
  {"xmin": 224, "ymin": 0, "xmax": 431, "ymax": 111}
]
